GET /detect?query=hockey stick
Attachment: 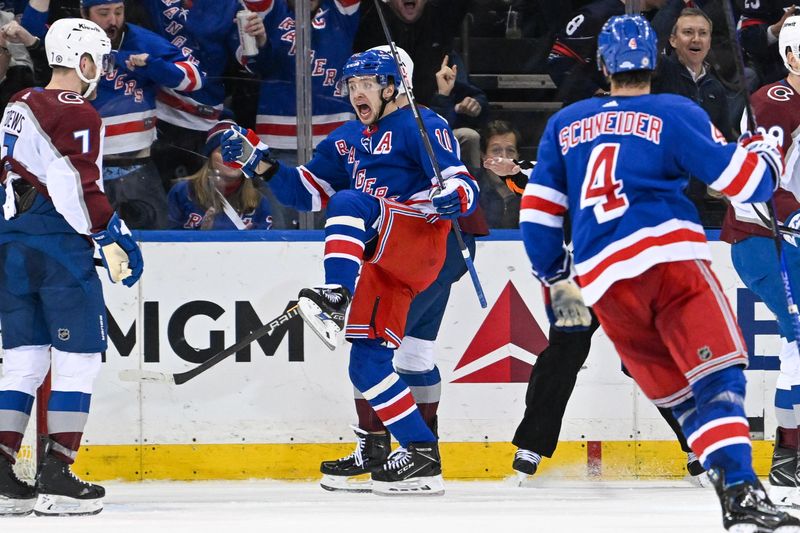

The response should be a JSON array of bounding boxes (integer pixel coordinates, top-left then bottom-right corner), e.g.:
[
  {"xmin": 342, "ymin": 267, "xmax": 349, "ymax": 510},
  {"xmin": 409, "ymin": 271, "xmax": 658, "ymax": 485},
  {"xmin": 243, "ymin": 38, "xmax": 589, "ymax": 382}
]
[
  {"xmin": 371, "ymin": 0, "xmax": 487, "ymax": 308},
  {"xmin": 118, "ymin": 303, "xmax": 300, "ymax": 385},
  {"xmin": 721, "ymin": 0, "xmax": 800, "ymax": 341}
]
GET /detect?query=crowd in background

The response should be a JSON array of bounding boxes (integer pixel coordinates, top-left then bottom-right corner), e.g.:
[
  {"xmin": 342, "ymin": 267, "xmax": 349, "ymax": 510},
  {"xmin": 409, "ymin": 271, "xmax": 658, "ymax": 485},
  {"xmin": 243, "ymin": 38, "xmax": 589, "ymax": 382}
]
[{"xmin": 0, "ymin": 0, "xmax": 773, "ymax": 231}]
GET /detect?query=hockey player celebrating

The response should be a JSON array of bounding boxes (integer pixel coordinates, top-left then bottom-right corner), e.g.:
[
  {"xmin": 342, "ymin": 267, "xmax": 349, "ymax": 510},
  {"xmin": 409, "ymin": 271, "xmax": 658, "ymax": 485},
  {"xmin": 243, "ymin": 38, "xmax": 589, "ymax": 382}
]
[
  {"xmin": 220, "ymin": 49, "xmax": 478, "ymax": 495},
  {"xmin": 722, "ymin": 15, "xmax": 800, "ymax": 507},
  {"xmin": 522, "ymin": 14, "xmax": 799, "ymax": 532},
  {"xmin": 0, "ymin": 18, "xmax": 143, "ymax": 516}
]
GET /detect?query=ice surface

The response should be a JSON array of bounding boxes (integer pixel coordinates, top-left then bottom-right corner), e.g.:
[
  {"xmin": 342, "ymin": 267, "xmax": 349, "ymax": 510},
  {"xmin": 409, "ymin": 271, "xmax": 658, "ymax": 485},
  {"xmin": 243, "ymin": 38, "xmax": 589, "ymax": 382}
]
[{"xmin": 5, "ymin": 479, "xmax": 787, "ymax": 532}]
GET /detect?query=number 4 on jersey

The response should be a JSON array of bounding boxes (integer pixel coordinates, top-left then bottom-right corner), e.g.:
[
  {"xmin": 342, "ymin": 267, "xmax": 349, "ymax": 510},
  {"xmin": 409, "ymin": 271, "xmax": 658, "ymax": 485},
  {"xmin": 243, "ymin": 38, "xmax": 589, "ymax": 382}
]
[{"xmin": 580, "ymin": 143, "xmax": 628, "ymax": 223}]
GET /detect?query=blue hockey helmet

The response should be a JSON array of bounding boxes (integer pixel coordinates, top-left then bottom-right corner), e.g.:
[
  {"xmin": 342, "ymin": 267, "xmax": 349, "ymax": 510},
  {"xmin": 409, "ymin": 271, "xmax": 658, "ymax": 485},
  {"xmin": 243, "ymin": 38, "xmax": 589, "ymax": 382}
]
[
  {"xmin": 597, "ymin": 15, "xmax": 657, "ymax": 75},
  {"xmin": 339, "ymin": 50, "xmax": 400, "ymax": 95}
]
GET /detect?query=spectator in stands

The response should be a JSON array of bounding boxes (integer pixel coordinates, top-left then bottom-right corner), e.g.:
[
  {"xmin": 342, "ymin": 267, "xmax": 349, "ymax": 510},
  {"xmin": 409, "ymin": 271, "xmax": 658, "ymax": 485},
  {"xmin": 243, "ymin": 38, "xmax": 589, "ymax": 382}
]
[
  {"xmin": 0, "ymin": 17, "xmax": 42, "ymax": 110},
  {"xmin": 652, "ymin": 7, "xmax": 731, "ymax": 227},
  {"xmin": 252, "ymin": 0, "xmax": 360, "ymax": 228},
  {"xmin": 478, "ymin": 120, "xmax": 522, "ymax": 228},
  {"xmin": 23, "ymin": 0, "xmax": 211, "ymax": 230},
  {"xmin": 548, "ymin": 0, "xmax": 668, "ymax": 104},
  {"xmin": 429, "ymin": 54, "xmax": 489, "ymax": 174},
  {"xmin": 353, "ymin": 0, "xmax": 473, "ymax": 105},
  {"xmin": 142, "ymin": 0, "xmax": 267, "ymax": 186},
  {"xmin": 168, "ymin": 120, "xmax": 273, "ymax": 230},
  {"xmin": 740, "ymin": 1, "xmax": 796, "ymax": 88}
]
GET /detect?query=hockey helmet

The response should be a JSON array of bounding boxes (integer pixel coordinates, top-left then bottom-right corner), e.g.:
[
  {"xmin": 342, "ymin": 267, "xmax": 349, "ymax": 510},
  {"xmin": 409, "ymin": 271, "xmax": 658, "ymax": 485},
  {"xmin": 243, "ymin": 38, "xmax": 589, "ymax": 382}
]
[
  {"xmin": 597, "ymin": 15, "xmax": 657, "ymax": 75},
  {"xmin": 780, "ymin": 16, "xmax": 800, "ymax": 75},
  {"xmin": 339, "ymin": 49, "xmax": 400, "ymax": 95},
  {"xmin": 367, "ymin": 45, "xmax": 414, "ymax": 95},
  {"xmin": 45, "ymin": 18, "xmax": 113, "ymax": 96}
]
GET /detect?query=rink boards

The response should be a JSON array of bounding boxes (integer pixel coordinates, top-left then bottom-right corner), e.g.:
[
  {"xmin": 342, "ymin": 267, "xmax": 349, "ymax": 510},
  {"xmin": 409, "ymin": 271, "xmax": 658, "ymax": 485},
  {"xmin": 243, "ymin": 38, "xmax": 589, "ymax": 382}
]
[{"xmin": 0, "ymin": 230, "xmax": 784, "ymax": 480}]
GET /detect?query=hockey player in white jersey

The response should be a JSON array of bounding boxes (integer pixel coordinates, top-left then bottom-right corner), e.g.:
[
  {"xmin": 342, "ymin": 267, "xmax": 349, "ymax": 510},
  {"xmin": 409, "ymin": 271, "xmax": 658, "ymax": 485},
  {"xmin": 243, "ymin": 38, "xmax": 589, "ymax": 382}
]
[{"xmin": 0, "ymin": 18, "xmax": 142, "ymax": 516}]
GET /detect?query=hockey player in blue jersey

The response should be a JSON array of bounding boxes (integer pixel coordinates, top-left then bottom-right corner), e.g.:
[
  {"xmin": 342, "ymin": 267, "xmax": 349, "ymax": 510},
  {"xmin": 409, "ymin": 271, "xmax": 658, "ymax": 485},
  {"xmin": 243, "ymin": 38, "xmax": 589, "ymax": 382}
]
[
  {"xmin": 522, "ymin": 14, "xmax": 799, "ymax": 531},
  {"xmin": 0, "ymin": 18, "xmax": 142, "ymax": 516},
  {"xmin": 220, "ymin": 49, "xmax": 479, "ymax": 495}
]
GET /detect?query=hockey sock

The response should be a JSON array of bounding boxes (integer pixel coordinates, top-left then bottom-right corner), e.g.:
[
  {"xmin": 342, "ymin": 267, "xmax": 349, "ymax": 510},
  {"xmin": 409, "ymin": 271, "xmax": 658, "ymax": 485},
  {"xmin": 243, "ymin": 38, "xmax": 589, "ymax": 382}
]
[
  {"xmin": 396, "ymin": 366, "xmax": 441, "ymax": 433},
  {"xmin": 349, "ymin": 339, "xmax": 436, "ymax": 447},
  {"xmin": 0, "ymin": 391, "xmax": 34, "ymax": 463},
  {"xmin": 354, "ymin": 393, "xmax": 387, "ymax": 433},
  {"xmin": 322, "ymin": 190, "xmax": 380, "ymax": 294},
  {"xmin": 673, "ymin": 366, "xmax": 754, "ymax": 487},
  {"xmin": 47, "ymin": 391, "xmax": 91, "ymax": 464},
  {"xmin": 657, "ymin": 406, "xmax": 692, "ymax": 453},
  {"xmin": 777, "ymin": 427, "xmax": 799, "ymax": 451}
]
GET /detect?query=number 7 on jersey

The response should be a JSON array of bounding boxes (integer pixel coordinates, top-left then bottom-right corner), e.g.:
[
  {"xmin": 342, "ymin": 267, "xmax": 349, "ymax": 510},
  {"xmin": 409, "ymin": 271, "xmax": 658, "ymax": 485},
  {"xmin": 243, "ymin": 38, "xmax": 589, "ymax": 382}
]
[{"xmin": 580, "ymin": 143, "xmax": 629, "ymax": 223}]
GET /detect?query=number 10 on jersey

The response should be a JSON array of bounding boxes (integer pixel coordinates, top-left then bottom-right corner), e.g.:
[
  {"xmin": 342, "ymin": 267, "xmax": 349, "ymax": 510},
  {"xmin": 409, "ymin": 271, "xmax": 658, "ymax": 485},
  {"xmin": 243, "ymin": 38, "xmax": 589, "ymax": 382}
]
[{"xmin": 580, "ymin": 143, "xmax": 629, "ymax": 223}]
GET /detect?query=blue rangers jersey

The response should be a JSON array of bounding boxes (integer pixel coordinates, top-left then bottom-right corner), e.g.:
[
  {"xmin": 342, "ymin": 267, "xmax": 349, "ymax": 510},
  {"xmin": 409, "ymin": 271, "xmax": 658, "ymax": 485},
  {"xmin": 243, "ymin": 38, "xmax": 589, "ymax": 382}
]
[
  {"xmin": 521, "ymin": 93, "xmax": 775, "ymax": 305},
  {"xmin": 268, "ymin": 106, "xmax": 471, "ymax": 212},
  {"xmin": 253, "ymin": 0, "xmax": 360, "ymax": 150},
  {"xmin": 167, "ymin": 180, "xmax": 273, "ymax": 230},
  {"xmin": 142, "ymin": 0, "xmax": 251, "ymax": 130},
  {"xmin": 94, "ymin": 23, "xmax": 204, "ymax": 155}
]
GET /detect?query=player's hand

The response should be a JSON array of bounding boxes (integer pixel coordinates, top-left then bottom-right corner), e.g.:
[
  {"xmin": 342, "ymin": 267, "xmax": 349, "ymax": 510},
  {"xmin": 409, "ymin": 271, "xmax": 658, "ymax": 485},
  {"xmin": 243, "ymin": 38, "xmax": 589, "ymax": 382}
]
[
  {"xmin": 125, "ymin": 53, "xmax": 149, "ymax": 70},
  {"xmin": 1, "ymin": 20, "xmax": 36, "ymax": 47},
  {"xmin": 91, "ymin": 212, "xmax": 143, "ymax": 287},
  {"xmin": 455, "ymin": 96, "xmax": 481, "ymax": 117},
  {"xmin": 545, "ymin": 279, "xmax": 592, "ymax": 331},
  {"xmin": 220, "ymin": 126, "xmax": 270, "ymax": 178},
  {"xmin": 739, "ymin": 128, "xmax": 784, "ymax": 189},
  {"xmin": 429, "ymin": 177, "xmax": 477, "ymax": 219},
  {"xmin": 435, "ymin": 55, "xmax": 457, "ymax": 96}
]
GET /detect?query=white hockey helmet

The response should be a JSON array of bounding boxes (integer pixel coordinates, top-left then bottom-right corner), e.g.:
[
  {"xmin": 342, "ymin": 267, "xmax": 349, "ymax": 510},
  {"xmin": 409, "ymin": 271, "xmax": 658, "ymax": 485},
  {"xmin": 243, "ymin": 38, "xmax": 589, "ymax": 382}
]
[
  {"xmin": 368, "ymin": 45, "xmax": 414, "ymax": 95},
  {"xmin": 780, "ymin": 15, "xmax": 800, "ymax": 75},
  {"xmin": 45, "ymin": 18, "xmax": 112, "ymax": 96}
]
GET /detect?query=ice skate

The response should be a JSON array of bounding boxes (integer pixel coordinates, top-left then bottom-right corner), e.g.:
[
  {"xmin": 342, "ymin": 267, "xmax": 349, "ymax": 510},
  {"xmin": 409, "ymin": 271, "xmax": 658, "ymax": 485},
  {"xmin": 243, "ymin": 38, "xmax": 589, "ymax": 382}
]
[
  {"xmin": 512, "ymin": 448, "xmax": 540, "ymax": 485},
  {"xmin": 298, "ymin": 284, "xmax": 351, "ymax": 350},
  {"xmin": 320, "ymin": 428, "xmax": 390, "ymax": 492},
  {"xmin": 686, "ymin": 452, "xmax": 711, "ymax": 488},
  {"xmin": 709, "ymin": 468, "xmax": 800, "ymax": 532},
  {"xmin": 34, "ymin": 453, "xmax": 104, "ymax": 516},
  {"xmin": 371, "ymin": 442, "xmax": 444, "ymax": 496},
  {"xmin": 0, "ymin": 454, "xmax": 36, "ymax": 516},
  {"xmin": 769, "ymin": 434, "xmax": 798, "ymax": 507}
]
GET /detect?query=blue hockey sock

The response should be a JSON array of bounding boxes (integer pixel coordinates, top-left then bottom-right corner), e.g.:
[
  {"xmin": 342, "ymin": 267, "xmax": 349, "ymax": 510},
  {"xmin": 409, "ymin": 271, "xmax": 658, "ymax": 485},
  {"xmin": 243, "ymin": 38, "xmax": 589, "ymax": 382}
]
[
  {"xmin": 673, "ymin": 366, "xmax": 754, "ymax": 487},
  {"xmin": 322, "ymin": 190, "xmax": 379, "ymax": 294},
  {"xmin": 396, "ymin": 365, "xmax": 441, "ymax": 431},
  {"xmin": 0, "ymin": 390, "xmax": 34, "ymax": 461},
  {"xmin": 349, "ymin": 339, "xmax": 436, "ymax": 447}
]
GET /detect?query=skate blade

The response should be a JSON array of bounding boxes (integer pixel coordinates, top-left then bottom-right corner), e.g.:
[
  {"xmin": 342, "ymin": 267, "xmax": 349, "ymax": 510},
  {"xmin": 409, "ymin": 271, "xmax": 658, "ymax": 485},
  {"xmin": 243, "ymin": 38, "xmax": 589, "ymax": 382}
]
[
  {"xmin": 770, "ymin": 485, "xmax": 796, "ymax": 507},
  {"xmin": 319, "ymin": 474, "xmax": 372, "ymax": 493},
  {"xmin": 0, "ymin": 495, "xmax": 36, "ymax": 517},
  {"xmin": 372, "ymin": 475, "xmax": 445, "ymax": 496},
  {"xmin": 298, "ymin": 297, "xmax": 340, "ymax": 351},
  {"xmin": 512, "ymin": 471, "xmax": 534, "ymax": 487},
  {"xmin": 33, "ymin": 493, "xmax": 103, "ymax": 516},
  {"xmin": 685, "ymin": 472, "xmax": 712, "ymax": 488},
  {"xmin": 727, "ymin": 525, "xmax": 759, "ymax": 533}
]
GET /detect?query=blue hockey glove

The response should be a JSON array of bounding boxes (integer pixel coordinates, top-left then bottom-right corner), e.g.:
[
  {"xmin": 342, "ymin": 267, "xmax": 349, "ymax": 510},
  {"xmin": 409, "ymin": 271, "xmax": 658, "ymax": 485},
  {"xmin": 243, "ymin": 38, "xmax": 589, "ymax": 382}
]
[
  {"xmin": 429, "ymin": 177, "xmax": 478, "ymax": 219},
  {"xmin": 91, "ymin": 212, "xmax": 143, "ymax": 287},
  {"xmin": 544, "ymin": 279, "xmax": 592, "ymax": 331},
  {"xmin": 739, "ymin": 128, "xmax": 784, "ymax": 189},
  {"xmin": 783, "ymin": 209, "xmax": 800, "ymax": 247},
  {"xmin": 220, "ymin": 126, "xmax": 270, "ymax": 178}
]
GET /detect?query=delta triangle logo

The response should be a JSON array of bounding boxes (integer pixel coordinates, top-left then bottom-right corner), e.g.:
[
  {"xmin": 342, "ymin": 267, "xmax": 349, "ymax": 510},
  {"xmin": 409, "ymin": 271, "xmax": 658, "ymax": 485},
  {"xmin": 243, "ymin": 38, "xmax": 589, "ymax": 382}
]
[{"xmin": 450, "ymin": 281, "xmax": 549, "ymax": 383}]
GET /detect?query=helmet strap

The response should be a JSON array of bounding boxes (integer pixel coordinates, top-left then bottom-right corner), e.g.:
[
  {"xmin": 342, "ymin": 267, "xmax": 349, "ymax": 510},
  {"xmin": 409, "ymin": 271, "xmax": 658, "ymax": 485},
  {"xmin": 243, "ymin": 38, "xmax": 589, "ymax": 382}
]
[{"xmin": 75, "ymin": 56, "xmax": 101, "ymax": 98}]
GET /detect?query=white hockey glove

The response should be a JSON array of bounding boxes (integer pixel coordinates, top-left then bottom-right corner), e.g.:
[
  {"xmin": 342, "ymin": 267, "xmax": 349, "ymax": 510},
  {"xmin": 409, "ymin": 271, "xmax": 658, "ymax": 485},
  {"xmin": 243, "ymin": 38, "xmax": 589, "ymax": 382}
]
[
  {"xmin": 91, "ymin": 213, "xmax": 143, "ymax": 287},
  {"xmin": 429, "ymin": 177, "xmax": 478, "ymax": 219},
  {"xmin": 739, "ymin": 128, "xmax": 784, "ymax": 190},
  {"xmin": 219, "ymin": 125, "xmax": 271, "ymax": 179},
  {"xmin": 545, "ymin": 279, "xmax": 592, "ymax": 330}
]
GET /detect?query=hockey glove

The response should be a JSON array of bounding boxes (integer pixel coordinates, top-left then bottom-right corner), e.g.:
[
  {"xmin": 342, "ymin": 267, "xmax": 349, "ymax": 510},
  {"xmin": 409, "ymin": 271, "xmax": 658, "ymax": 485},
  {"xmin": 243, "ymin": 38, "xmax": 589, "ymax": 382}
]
[
  {"xmin": 91, "ymin": 212, "xmax": 143, "ymax": 288},
  {"xmin": 783, "ymin": 209, "xmax": 800, "ymax": 247},
  {"xmin": 739, "ymin": 128, "xmax": 784, "ymax": 190},
  {"xmin": 429, "ymin": 177, "xmax": 478, "ymax": 219},
  {"xmin": 544, "ymin": 279, "xmax": 592, "ymax": 331},
  {"xmin": 220, "ymin": 126, "xmax": 270, "ymax": 178}
]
